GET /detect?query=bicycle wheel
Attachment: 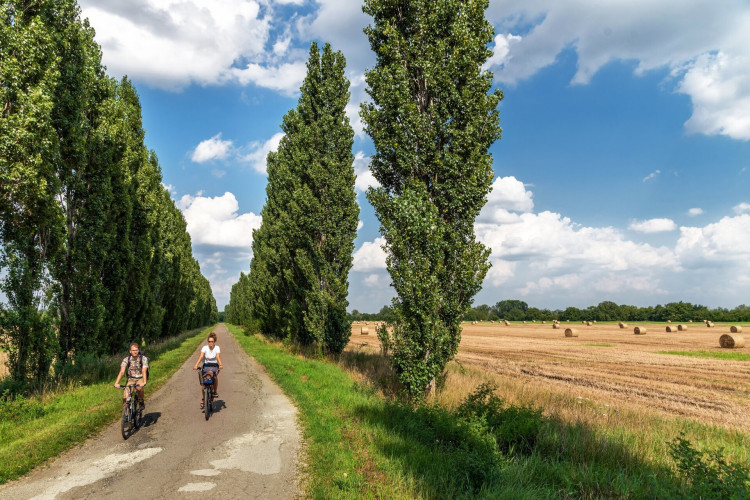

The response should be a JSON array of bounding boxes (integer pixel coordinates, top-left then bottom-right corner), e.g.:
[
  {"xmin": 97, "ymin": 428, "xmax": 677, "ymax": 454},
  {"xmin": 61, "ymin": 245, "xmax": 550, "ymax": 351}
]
[
  {"xmin": 121, "ymin": 404, "xmax": 130, "ymax": 439},
  {"xmin": 133, "ymin": 397, "xmax": 141, "ymax": 429},
  {"xmin": 204, "ymin": 387, "xmax": 211, "ymax": 420}
]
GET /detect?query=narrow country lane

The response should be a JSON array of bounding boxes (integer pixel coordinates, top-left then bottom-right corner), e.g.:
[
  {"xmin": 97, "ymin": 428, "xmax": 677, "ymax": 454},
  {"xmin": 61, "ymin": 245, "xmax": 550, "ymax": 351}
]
[{"xmin": 0, "ymin": 324, "xmax": 301, "ymax": 499}]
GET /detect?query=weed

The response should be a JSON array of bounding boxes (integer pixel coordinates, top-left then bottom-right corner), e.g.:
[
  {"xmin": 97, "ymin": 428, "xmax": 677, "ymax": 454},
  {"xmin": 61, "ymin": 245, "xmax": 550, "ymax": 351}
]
[{"xmin": 669, "ymin": 434, "xmax": 750, "ymax": 499}]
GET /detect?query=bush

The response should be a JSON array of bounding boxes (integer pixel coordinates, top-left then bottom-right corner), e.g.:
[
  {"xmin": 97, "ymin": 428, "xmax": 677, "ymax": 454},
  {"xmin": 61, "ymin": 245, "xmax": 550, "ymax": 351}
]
[
  {"xmin": 456, "ymin": 382, "xmax": 543, "ymax": 455},
  {"xmin": 669, "ymin": 434, "xmax": 750, "ymax": 499},
  {"xmin": 0, "ymin": 392, "xmax": 46, "ymax": 423}
]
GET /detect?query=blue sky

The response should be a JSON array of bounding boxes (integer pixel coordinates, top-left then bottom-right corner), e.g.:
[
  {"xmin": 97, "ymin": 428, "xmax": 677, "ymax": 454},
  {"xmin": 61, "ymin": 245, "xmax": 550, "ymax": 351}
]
[{"xmin": 78, "ymin": 0, "xmax": 750, "ymax": 312}]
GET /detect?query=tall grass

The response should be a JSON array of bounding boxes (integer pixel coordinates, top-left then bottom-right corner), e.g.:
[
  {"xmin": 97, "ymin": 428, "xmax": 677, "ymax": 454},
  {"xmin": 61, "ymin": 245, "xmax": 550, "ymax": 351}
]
[
  {"xmin": 659, "ymin": 350, "xmax": 750, "ymax": 361},
  {"xmin": 0, "ymin": 325, "xmax": 213, "ymax": 484},
  {"xmin": 228, "ymin": 324, "xmax": 750, "ymax": 498}
]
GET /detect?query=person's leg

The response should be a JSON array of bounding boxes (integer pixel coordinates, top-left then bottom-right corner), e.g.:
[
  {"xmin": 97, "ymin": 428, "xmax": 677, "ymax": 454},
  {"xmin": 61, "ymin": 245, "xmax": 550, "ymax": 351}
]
[{"xmin": 213, "ymin": 373, "xmax": 218, "ymax": 397}]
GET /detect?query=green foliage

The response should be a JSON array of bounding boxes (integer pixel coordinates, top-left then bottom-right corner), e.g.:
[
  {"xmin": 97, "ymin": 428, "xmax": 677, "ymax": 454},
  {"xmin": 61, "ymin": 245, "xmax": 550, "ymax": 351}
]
[
  {"xmin": 660, "ymin": 350, "xmax": 750, "ymax": 361},
  {"xmin": 669, "ymin": 434, "xmax": 750, "ymax": 499},
  {"xmin": 456, "ymin": 382, "xmax": 542, "ymax": 455},
  {"xmin": 1, "ymin": 0, "xmax": 217, "ymax": 385},
  {"xmin": 361, "ymin": 0, "xmax": 502, "ymax": 399},
  {"xmin": 244, "ymin": 42, "xmax": 358, "ymax": 355}
]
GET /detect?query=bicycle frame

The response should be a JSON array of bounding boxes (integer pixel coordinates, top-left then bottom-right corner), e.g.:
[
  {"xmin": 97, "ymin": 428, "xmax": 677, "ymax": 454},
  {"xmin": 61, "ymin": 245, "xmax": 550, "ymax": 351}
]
[{"xmin": 118, "ymin": 383, "xmax": 143, "ymax": 439}]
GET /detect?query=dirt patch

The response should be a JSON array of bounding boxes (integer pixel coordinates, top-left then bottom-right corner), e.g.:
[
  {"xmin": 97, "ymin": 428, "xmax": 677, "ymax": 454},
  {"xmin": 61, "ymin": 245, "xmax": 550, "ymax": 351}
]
[{"xmin": 347, "ymin": 322, "xmax": 750, "ymax": 430}]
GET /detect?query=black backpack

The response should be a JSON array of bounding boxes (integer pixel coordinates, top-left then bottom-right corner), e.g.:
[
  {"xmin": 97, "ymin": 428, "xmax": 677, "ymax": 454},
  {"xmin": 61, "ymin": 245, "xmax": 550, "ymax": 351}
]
[{"xmin": 126, "ymin": 352, "xmax": 150, "ymax": 380}]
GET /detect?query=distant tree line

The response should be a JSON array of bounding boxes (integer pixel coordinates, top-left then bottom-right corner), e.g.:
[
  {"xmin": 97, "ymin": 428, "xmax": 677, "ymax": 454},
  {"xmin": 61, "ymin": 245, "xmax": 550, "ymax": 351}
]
[
  {"xmin": 0, "ymin": 0, "xmax": 218, "ymax": 386},
  {"xmin": 226, "ymin": 43, "xmax": 358, "ymax": 355},
  {"xmin": 462, "ymin": 300, "xmax": 750, "ymax": 323}
]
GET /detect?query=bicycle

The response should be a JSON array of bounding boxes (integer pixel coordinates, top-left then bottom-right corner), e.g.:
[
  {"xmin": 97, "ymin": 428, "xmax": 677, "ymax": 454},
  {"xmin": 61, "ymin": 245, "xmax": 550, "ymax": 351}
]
[
  {"xmin": 118, "ymin": 383, "xmax": 143, "ymax": 439},
  {"xmin": 198, "ymin": 365, "xmax": 216, "ymax": 420}
]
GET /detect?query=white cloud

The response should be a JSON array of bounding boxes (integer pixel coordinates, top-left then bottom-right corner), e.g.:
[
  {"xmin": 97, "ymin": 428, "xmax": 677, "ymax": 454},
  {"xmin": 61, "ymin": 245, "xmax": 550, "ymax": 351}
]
[
  {"xmin": 240, "ymin": 132, "xmax": 285, "ymax": 174},
  {"xmin": 353, "ymin": 151, "xmax": 379, "ymax": 192},
  {"xmin": 161, "ymin": 183, "xmax": 176, "ymax": 197},
  {"xmin": 485, "ymin": 0, "xmax": 750, "ymax": 141},
  {"xmin": 228, "ymin": 61, "xmax": 307, "ymax": 96},
  {"xmin": 676, "ymin": 214, "xmax": 750, "ymax": 266},
  {"xmin": 687, "ymin": 207, "xmax": 704, "ymax": 216},
  {"xmin": 733, "ymin": 202, "xmax": 750, "ymax": 214},
  {"xmin": 642, "ymin": 170, "xmax": 661, "ymax": 182},
  {"xmin": 478, "ymin": 176, "xmax": 534, "ymax": 223},
  {"xmin": 191, "ymin": 133, "xmax": 233, "ymax": 163},
  {"xmin": 80, "ymin": 0, "xmax": 272, "ymax": 90},
  {"xmin": 352, "ymin": 237, "xmax": 387, "ymax": 271},
  {"xmin": 357, "ymin": 220, "xmax": 363, "ymax": 231},
  {"xmin": 628, "ymin": 218, "xmax": 677, "ymax": 233},
  {"xmin": 177, "ymin": 191, "xmax": 261, "ymax": 248}
]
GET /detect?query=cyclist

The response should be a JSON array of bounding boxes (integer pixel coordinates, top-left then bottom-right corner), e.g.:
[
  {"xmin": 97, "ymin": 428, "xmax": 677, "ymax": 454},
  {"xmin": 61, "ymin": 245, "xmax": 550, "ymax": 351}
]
[
  {"xmin": 114, "ymin": 342, "xmax": 148, "ymax": 410},
  {"xmin": 193, "ymin": 331, "xmax": 223, "ymax": 409}
]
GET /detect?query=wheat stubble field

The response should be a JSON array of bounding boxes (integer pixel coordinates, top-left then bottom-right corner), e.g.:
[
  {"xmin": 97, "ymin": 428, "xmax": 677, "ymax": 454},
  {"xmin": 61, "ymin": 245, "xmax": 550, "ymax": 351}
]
[{"xmin": 348, "ymin": 322, "xmax": 750, "ymax": 430}]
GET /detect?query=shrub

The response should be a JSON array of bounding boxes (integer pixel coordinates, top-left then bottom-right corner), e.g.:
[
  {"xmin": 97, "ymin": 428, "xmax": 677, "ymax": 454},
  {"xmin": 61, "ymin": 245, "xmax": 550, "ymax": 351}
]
[{"xmin": 668, "ymin": 434, "xmax": 750, "ymax": 499}]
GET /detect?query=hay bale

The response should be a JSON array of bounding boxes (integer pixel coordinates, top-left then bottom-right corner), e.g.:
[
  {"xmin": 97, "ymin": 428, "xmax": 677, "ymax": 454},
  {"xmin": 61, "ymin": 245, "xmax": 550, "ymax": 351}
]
[
  {"xmin": 634, "ymin": 326, "xmax": 647, "ymax": 335},
  {"xmin": 504, "ymin": 320, "xmax": 510, "ymax": 326},
  {"xmin": 472, "ymin": 321, "xmax": 477, "ymax": 325},
  {"xmin": 619, "ymin": 322, "xmax": 628, "ymax": 328},
  {"xmin": 678, "ymin": 324, "xmax": 687, "ymax": 331},
  {"xmin": 719, "ymin": 334, "xmax": 745, "ymax": 349},
  {"xmin": 553, "ymin": 323, "xmax": 560, "ymax": 329},
  {"xmin": 667, "ymin": 320, "xmax": 671, "ymax": 323},
  {"xmin": 689, "ymin": 320, "xmax": 693, "ymax": 323},
  {"xmin": 542, "ymin": 320, "xmax": 546, "ymax": 324},
  {"xmin": 360, "ymin": 327, "xmax": 370, "ymax": 335},
  {"xmin": 730, "ymin": 325, "xmax": 743, "ymax": 333},
  {"xmin": 666, "ymin": 326, "xmax": 677, "ymax": 332},
  {"xmin": 564, "ymin": 328, "xmax": 578, "ymax": 337},
  {"xmin": 586, "ymin": 321, "xmax": 592, "ymax": 326},
  {"xmin": 706, "ymin": 321, "xmax": 714, "ymax": 328},
  {"xmin": 523, "ymin": 321, "xmax": 526, "ymax": 324}
]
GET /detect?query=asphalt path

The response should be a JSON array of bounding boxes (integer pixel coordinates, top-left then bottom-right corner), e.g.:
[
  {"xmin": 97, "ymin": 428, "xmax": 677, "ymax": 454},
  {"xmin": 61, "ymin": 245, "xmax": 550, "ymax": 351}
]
[{"xmin": 0, "ymin": 324, "xmax": 301, "ymax": 499}]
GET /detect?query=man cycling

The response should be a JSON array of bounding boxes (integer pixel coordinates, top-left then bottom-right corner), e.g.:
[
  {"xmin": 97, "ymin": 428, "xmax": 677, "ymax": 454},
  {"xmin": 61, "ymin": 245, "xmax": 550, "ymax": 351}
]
[{"xmin": 114, "ymin": 342, "xmax": 148, "ymax": 410}]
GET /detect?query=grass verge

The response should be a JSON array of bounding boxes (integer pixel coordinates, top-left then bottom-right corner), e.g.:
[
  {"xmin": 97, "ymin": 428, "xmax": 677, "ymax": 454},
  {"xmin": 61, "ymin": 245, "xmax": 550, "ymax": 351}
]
[
  {"xmin": 228, "ymin": 324, "xmax": 750, "ymax": 499},
  {"xmin": 659, "ymin": 350, "xmax": 750, "ymax": 361},
  {"xmin": 0, "ymin": 325, "xmax": 214, "ymax": 484}
]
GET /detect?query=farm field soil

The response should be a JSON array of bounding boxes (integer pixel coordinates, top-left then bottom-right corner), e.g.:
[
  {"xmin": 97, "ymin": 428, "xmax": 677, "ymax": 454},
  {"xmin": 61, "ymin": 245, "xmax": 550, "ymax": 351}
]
[{"xmin": 348, "ymin": 322, "xmax": 750, "ymax": 430}]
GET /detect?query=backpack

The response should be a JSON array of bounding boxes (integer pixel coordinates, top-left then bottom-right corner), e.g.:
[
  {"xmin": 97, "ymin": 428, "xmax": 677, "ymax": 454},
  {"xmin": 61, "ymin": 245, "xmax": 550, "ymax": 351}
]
[{"xmin": 126, "ymin": 352, "xmax": 150, "ymax": 380}]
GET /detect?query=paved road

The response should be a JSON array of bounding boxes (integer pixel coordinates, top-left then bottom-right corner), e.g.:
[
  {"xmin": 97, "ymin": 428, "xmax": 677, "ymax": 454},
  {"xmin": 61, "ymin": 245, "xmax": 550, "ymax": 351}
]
[{"xmin": 0, "ymin": 324, "xmax": 301, "ymax": 499}]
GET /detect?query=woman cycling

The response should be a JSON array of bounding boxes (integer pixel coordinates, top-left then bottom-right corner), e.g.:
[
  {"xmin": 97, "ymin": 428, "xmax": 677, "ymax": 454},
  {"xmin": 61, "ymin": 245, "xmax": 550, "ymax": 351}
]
[{"xmin": 193, "ymin": 331, "xmax": 223, "ymax": 408}]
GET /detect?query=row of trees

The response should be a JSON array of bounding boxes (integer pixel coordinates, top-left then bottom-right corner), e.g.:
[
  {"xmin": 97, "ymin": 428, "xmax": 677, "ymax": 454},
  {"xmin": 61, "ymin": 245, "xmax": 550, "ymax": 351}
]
[
  {"xmin": 226, "ymin": 43, "xmax": 359, "ymax": 355},
  {"xmin": 228, "ymin": 1, "xmax": 502, "ymax": 400},
  {"xmin": 0, "ymin": 0, "xmax": 218, "ymax": 384},
  {"xmin": 464, "ymin": 300, "xmax": 750, "ymax": 323}
]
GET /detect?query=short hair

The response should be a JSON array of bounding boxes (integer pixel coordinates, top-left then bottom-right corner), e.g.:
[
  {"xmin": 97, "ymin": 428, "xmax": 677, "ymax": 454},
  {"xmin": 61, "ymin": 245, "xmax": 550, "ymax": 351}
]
[{"xmin": 129, "ymin": 342, "xmax": 140, "ymax": 349}]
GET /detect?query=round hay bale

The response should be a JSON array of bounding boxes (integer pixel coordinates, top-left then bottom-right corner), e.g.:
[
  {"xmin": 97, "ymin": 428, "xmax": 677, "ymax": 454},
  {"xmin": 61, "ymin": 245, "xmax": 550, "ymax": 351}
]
[
  {"xmin": 719, "ymin": 334, "xmax": 745, "ymax": 349},
  {"xmin": 360, "ymin": 327, "xmax": 370, "ymax": 335},
  {"xmin": 678, "ymin": 324, "xmax": 687, "ymax": 331},
  {"xmin": 706, "ymin": 321, "xmax": 714, "ymax": 328},
  {"xmin": 667, "ymin": 320, "xmax": 671, "ymax": 323},
  {"xmin": 619, "ymin": 322, "xmax": 628, "ymax": 328},
  {"xmin": 586, "ymin": 321, "xmax": 592, "ymax": 326},
  {"xmin": 581, "ymin": 321, "xmax": 586, "ymax": 324},
  {"xmin": 666, "ymin": 326, "xmax": 676, "ymax": 332},
  {"xmin": 689, "ymin": 320, "xmax": 693, "ymax": 323},
  {"xmin": 523, "ymin": 321, "xmax": 526, "ymax": 324},
  {"xmin": 542, "ymin": 320, "xmax": 546, "ymax": 324},
  {"xmin": 553, "ymin": 323, "xmax": 560, "ymax": 329},
  {"xmin": 567, "ymin": 319, "xmax": 570, "ymax": 322},
  {"xmin": 564, "ymin": 328, "xmax": 578, "ymax": 337},
  {"xmin": 634, "ymin": 326, "xmax": 647, "ymax": 335},
  {"xmin": 730, "ymin": 325, "xmax": 743, "ymax": 333},
  {"xmin": 472, "ymin": 321, "xmax": 477, "ymax": 325}
]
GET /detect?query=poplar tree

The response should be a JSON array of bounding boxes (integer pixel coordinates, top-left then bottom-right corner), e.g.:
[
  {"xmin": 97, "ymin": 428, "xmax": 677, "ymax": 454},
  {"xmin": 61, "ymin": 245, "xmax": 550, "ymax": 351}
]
[
  {"xmin": 249, "ymin": 42, "xmax": 358, "ymax": 354},
  {"xmin": 361, "ymin": 0, "xmax": 503, "ymax": 399}
]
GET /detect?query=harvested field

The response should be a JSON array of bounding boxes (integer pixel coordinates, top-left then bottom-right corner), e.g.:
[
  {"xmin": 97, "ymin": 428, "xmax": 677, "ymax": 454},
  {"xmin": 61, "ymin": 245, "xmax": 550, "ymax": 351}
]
[{"xmin": 347, "ymin": 322, "xmax": 750, "ymax": 430}]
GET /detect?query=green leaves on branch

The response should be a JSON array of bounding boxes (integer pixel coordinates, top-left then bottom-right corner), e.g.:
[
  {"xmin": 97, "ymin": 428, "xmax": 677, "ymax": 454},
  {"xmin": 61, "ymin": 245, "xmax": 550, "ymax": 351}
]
[
  {"xmin": 238, "ymin": 42, "xmax": 358, "ymax": 355},
  {"xmin": 361, "ymin": 0, "xmax": 502, "ymax": 400}
]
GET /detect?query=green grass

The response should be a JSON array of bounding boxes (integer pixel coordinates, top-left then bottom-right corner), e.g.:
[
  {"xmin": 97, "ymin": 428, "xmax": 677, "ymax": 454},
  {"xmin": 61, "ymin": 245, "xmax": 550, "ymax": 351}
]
[
  {"xmin": 228, "ymin": 324, "xmax": 750, "ymax": 499},
  {"xmin": 659, "ymin": 350, "xmax": 750, "ymax": 361},
  {"xmin": 0, "ymin": 325, "xmax": 214, "ymax": 484},
  {"xmin": 583, "ymin": 343, "xmax": 613, "ymax": 347}
]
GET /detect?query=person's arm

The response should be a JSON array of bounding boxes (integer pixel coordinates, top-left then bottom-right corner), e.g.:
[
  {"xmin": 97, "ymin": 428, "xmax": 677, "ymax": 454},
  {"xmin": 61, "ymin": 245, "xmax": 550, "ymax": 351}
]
[
  {"xmin": 114, "ymin": 364, "xmax": 126, "ymax": 388},
  {"xmin": 216, "ymin": 352, "xmax": 223, "ymax": 370},
  {"xmin": 193, "ymin": 351, "xmax": 205, "ymax": 370},
  {"xmin": 138, "ymin": 362, "xmax": 148, "ymax": 387}
]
